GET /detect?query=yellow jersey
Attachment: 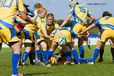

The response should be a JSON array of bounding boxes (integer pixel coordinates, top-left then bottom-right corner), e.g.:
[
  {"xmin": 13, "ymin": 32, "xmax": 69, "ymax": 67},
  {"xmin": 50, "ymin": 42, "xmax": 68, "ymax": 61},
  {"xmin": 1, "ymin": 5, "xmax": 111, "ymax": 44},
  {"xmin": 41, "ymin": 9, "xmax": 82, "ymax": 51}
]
[
  {"xmin": 29, "ymin": 9, "xmax": 38, "ymax": 16},
  {"xmin": 94, "ymin": 16, "xmax": 114, "ymax": 30},
  {"xmin": 0, "ymin": 0, "xmax": 24, "ymax": 28},
  {"xmin": 38, "ymin": 21, "xmax": 60, "ymax": 37},
  {"xmin": 69, "ymin": 5, "xmax": 92, "ymax": 26}
]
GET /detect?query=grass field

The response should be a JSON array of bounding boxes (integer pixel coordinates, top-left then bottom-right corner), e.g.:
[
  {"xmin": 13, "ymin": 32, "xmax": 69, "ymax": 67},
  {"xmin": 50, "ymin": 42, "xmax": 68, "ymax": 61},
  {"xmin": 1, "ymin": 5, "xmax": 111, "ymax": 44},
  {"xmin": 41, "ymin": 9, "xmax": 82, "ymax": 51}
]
[{"xmin": 0, "ymin": 45, "xmax": 114, "ymax": 76}]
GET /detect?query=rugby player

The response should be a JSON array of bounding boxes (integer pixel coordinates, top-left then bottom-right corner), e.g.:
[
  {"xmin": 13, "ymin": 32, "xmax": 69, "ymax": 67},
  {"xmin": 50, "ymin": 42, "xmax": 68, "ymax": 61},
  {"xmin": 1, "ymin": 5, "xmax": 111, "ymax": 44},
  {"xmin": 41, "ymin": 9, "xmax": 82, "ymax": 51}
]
[
  {"xmin": 60, "ymin": 0, "xmax": 95, "ymax": 58},
  {"xmin": 35, "ymin": 13, "xmax": 59, "ymax": 66},
  {"xmin": 79, "ymin": 11, "xmax": 114, "ymax": 64},
  {"xmin": 21, "ymin": 8, "xmax": 47, "ymax": 66},
  {"xmin": 0, "ymin": 0, "xmax": 36, "ymax": 76}
]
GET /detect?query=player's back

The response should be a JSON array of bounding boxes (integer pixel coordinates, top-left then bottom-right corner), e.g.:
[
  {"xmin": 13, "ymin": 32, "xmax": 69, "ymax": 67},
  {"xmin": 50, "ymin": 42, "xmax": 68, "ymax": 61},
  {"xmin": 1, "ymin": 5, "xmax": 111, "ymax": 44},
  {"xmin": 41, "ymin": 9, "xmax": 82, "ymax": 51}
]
[
  {"xmin": 74, "ymin": 5, "xmax": 90, "ymax": 24},
  {"xmin": 99, "ymin": 16, "xmax": 114, "ymax": 30},
  {"xmin": 0, "ymin": 0, "xmax": 24, "ymax": 25}
]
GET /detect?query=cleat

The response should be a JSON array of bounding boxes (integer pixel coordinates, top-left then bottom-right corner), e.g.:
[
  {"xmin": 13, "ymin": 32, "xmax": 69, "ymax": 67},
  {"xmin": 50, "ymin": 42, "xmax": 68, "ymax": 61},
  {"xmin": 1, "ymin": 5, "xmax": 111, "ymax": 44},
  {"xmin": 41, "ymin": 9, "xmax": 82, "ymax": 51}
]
[
  {"xmin": 71, "ymin": 62, "xmax": 75, "ymax": 65},
  {"xmin": 77, "ymin": 62, "xmax": 80, "ymax": 64},
  {"xmin": 98, "ymin": 58, "xmax": 103, "ymax": 62},
  {"xmin": 35, "ymin": 60, "xmax": 45, "ymax": 66},
  {"xmin": 21, "ymin": 63, "xmax": 28, "ymax": 66},
  {"xmin": 11, "ymin": 73, "xmax": 23, "ymax": 76},
  {"xmin": 87, "ymin": 62, "xmax": 94, "ymax": 64},
  {"xmin": 64, "ymin": 61, "xmax": 71, "ymax": 65},
  {"xmin": 46, "ymin": 64, "xmax": 51, "ymax": 67}
]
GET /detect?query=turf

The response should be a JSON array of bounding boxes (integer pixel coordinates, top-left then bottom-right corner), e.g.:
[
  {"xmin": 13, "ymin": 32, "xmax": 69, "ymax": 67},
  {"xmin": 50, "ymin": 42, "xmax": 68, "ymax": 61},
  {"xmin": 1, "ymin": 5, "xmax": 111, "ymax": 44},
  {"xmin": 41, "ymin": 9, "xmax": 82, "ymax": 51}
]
[{"xmin": 0, "ymin": 45, "xmax": 114, "ymax": 76}]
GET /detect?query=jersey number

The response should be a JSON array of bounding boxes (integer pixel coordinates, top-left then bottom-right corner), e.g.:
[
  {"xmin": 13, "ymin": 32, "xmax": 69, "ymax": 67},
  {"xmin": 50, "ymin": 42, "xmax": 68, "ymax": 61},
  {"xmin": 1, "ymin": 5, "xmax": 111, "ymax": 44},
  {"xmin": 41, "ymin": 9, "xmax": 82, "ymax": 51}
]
[
  {"xmin": 0, "ymin": 0, "xmax": 13, "ymax": 8},
  {"xmin": 79, "ymin": 6, "xmax": 86, "ymax": 13}
]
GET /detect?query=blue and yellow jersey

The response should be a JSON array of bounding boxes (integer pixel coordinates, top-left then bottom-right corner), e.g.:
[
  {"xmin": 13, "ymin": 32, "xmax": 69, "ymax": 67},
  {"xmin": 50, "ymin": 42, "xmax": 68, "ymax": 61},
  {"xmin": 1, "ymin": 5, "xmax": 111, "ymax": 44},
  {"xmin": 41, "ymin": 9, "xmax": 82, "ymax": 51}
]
[
  {"xmin": 69, "ymin": 5, "xmax": 92, "ymax": 26},
  {"xmin": 33, "ymin": 15, "xmax": 44, "ymax": 29},
  {"xmin": 94, "ymin": 16, "xmax": 114, "ymax": 30},
  {"xmin": 52, "ymin": 27, "xmax": 72, "ymax": 43},
  {"xmin": 14, "ymin": 15, "xmax": 23, "ymax": 24},
  {"xmin": 0, "ymin": 0, "xmax": 24, "ymax": 28},
  {"xmin": 29, "ymin": 9, "xmax": 47, "ymax": 21},
  {"xmin": 29, "ymin": 9, "xmax": 38, "ymax": 16},
  {"xmin": 38, "ymin": 21, "xmax": 60, "ymax": 37}
]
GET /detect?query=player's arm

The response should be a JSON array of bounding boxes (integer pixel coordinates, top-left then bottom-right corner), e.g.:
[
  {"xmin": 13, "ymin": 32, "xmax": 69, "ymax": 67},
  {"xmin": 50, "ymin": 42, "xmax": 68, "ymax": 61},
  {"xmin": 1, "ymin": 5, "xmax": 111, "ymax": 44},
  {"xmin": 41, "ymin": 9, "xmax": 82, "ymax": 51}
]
[
  {"xmin": 87, "ymin": 10, "xmax": 95, "ymax": 25},
  {"xmin": 54, "ymin": 22, "xmax": 63, "ymax": 38},
  {"xmin": 41, "ymin": 22, "xmax": 51, "ymax": 39},
  {"xmin": 98, "ymin": 27, "xmax": 101, "ymax": 36},
  {"xmin": 14, "ymin": 25, "xmax": 20, "ymax": 33},
  {"xmin": 14, "ymin": 16, "xmax": 28, "ymax": 25},
  {"xmin": 60, "ymin": 14, "xmax": 72, "ymax": 28},
  {"xmin": 18, "ymin": 0, "xmax": 36, "ymax": 24},
  {"xmin": 60, "ymin": 7, "xmax": 75, "ymax": 28},
  {"xmin": 80, "ymin": 24, "xmax": 96, "ymax": 35},
  {"xmin": 88, "ymin": 15, "xmax": 95, "ymax": 25}
]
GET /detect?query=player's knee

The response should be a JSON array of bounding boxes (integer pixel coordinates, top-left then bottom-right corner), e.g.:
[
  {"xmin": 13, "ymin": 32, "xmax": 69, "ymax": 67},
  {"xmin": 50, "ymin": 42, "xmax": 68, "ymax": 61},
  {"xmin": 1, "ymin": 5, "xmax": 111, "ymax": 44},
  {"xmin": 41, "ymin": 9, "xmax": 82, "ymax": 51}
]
[{"xmin": 96, "ymin": 41, "xmax": 104, "ymax": 49}]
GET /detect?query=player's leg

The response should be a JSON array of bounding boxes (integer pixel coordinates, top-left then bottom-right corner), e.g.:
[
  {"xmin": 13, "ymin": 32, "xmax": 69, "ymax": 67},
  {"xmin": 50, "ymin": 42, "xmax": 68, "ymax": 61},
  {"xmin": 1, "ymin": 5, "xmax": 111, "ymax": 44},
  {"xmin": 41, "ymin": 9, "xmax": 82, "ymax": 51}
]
[
  {"xmin": 36, "ymin": 45, "xmax": 43, "ymax": 62},
  {"xmin": 67, "ymin": 42, "xmax": 80, "ymax": 64},
  {"xmin": 85, "ymin": 39, "xmax": 91, "ymax": 50},
  {"xmin": 90, "ymin": 41, "xmax": 105, "ymax": 64},
  {"xmin": 17, "ymin": 33, "xmax": 23, "ymax": 65},
  {"xmin": 64, "ymin": 46, "xmax": 71, "ymax": 63},
  {"xmin": 35, "ymin": 32, "xmax": 43, "ymax": 62},
  {"xmin": 98, "ymin": 46, "xmax": 104, "ymax": 62},
  {"xmin": 22, "ymin": 43, "xmax": 32, "ymax": 65},
  {"xmin": 78, "ymin": 38, "xmax": 85, "ymax": 58},
  {"xmin": 72, "ymin": 23, "xmax": 86, "ymax": 58},
  {"xmin": 29, "ymin": 43, "xmax": 35, "ymax": 65},
  {"xmin": 110, "ymin": 40, "xmax": 114, "ymax": 62},
  {"xmin": 2, "ymin": 28, "xmax": 22, "ymax": 75},
  {"xmin": 48, "ymin": 40, "xmax": 58, "ymax": 60},
  {"xmin": 40, "ymin": 41, "xmax": 49, "ymax": 65},
  {"xmin": 10, "ymin": 42, "xmax": 21, "ymax": 75},
  {"xmin": 89, "ymin": 29, "xmax": 111, "ymax": 64}
]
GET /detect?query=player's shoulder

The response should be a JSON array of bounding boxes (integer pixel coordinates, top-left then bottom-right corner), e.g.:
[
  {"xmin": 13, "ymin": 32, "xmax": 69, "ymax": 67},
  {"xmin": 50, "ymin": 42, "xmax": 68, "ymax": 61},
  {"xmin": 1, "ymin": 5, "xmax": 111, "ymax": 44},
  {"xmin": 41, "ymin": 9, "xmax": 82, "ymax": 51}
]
[{"xmin": 33, "ymin": 15, "xmax": 40, "ymax": 20}]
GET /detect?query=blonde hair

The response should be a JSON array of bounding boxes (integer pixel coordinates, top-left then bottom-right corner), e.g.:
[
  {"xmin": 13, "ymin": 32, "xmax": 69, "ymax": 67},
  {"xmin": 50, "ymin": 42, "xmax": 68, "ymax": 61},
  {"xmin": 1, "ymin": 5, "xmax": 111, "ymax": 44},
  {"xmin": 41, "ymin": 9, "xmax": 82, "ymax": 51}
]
[
  {"xmin": 37, "ymin": 8, "xmax": 47, "ymax": 14},
  {"xmin": 34, "ymin": 3, "xmax": 42, "ymax": 9}
]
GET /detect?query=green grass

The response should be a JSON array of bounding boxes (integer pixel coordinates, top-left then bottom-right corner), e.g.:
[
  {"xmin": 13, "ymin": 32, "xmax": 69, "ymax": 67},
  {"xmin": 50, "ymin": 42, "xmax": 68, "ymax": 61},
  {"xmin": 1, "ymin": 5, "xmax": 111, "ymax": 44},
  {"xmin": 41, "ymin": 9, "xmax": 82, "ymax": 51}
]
[{"xmin": 0, "ymin": 45, "xmax": 114, "ymax": 76}]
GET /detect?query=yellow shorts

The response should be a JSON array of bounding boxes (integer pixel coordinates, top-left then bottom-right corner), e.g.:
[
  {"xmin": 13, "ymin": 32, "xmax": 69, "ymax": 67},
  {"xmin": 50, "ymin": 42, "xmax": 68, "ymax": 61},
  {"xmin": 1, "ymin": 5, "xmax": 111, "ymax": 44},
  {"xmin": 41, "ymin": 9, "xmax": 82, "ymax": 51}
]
[
  {"xmin": 71, "ymin": 22, "xmax": 87, "ymax": 36},
  {"xmin": 0, "ymin": 28, "xmax": 19, "ymax": 45},
  {"xmin": 36, "ymin": 36, "xmax": 51, "ymax": 48},
  {"xmin": 54, "ymin": 30, "xmax": 71, "ymax": 43},
  {"xmin": 98, "ymin": 29, "xmax": 114, "ymax": 43},
  {"xmin": 21, "ymin": 29, "xmax": 35, "ymax": 43}
]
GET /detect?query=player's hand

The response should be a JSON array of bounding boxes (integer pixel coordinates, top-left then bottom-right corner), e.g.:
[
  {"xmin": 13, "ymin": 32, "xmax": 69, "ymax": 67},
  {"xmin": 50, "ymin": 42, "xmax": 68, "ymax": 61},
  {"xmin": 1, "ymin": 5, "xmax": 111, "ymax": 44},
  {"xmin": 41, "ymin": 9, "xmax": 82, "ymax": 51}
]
[
  {"xmin": 79, "ymin": 32, "xmax": 84, "ymax": 35},
  {"xmin": 50, "ymin": 38, "xmax": 54, "ymax": 41},
  {"xmin": 60, "ymin": 25, "xmax": 63, "ymax": 28},
  {"xmin": 50, "ymin": 34, "xmax": 54, "ymax": 38},
  {"xmin": 32, "ymin": 20, "xmax": 37, "ymax": 25},
  {"xmin": 77, "ymin": 34, "xmax": 82, "ymax": 38}
]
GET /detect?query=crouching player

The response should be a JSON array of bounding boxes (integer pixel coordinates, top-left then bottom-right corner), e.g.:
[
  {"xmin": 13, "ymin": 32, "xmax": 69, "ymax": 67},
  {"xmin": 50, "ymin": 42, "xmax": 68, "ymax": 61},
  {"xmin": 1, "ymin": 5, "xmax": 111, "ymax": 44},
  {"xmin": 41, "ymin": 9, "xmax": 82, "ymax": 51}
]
[
  {"xmin": 48, "ymin": 28, "xmax": 90, "ymax": 64},
  {"xmin": 21, "ymin": 8, "xmax": 47, "ymax": 65},
  {"xmin": 35, "ymin": 13, "xmax": 60, "ymax": 66},
  {"xmin": 79, "ymin": 11, "xmax": 114, "ymax": 64}
]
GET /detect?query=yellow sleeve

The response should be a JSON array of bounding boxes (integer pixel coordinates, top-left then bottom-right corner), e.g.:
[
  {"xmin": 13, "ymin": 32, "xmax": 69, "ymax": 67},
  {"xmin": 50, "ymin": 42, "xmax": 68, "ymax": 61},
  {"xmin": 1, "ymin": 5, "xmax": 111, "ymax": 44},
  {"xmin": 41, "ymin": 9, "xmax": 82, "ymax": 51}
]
[
  {"xmin": 15, "ymin": 16, "xmax": 23, "ymax": 22},
  {"xmin": 36, "ymin": 17, "xmax": 43, "ymax": 28},
  {"xmin": 51, "ymin": 30, "xmax": 56, "ymax": 35},
  {"xmin": 54, "ymin": 22, "xmax": 60, "ymax": 28},
  {"xmin": 53, "ymin": 22, "xmax": 60, "ymax": 30},
  {"xmin": 41, "ymin": 21, "xmax": 47, "ymax": 31},
  {"xmin": 18, "ymin": 0, "xmax": 24, "ymax": 12}
]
